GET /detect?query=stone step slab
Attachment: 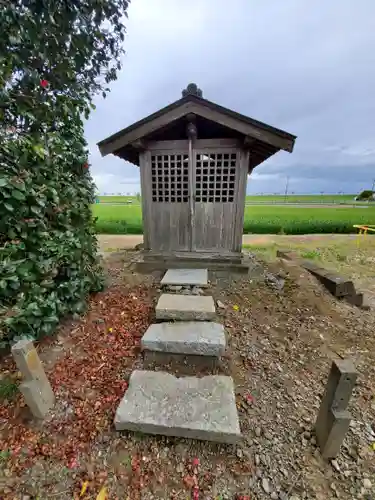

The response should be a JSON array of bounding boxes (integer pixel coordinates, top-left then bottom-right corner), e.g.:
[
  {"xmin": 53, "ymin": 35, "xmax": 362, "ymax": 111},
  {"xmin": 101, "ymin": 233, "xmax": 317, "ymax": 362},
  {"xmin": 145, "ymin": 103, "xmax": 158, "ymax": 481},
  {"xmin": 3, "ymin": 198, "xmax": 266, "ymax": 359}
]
[
  {"xmin": 155, "ymin": 294, "xmax": 215, "ymax": 321},
  {"xmin": 161, "ymin": 268, "xmax": 208, "ymax": 287},
  {"xmin": 141, "ymin": 322, "xmax": 225, "ymax": 356},
  {"xmin": 114, "ymin": 370, "xmax": 241, "ymax": 444}
]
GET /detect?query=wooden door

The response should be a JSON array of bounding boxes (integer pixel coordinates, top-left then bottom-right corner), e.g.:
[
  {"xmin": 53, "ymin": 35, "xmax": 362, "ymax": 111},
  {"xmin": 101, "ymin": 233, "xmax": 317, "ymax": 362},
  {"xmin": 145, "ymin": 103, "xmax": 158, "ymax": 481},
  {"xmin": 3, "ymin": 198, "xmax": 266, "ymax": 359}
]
[
  {"xmin": 147, "ymin": 150, "xmax": 191, "ymax": 252},
  {"xmin": 192, "ymin": 148, "xmax": 239, "ymax": 252}
]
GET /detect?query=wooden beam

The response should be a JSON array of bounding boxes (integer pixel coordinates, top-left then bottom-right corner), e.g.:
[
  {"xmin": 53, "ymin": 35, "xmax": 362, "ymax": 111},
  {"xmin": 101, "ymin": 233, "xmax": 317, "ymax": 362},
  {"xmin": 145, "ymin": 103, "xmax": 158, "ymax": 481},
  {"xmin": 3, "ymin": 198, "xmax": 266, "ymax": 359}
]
[
  {"xmin": 243, "ymin": 136, "xmax": 256, "ymax": 150},
  {"xmin": 131, "ymin": 139, "xmax": 147, "ymax": 150},
  {"xmin": 186, "ymin": 121, "xmax": 197, "ymax": 140},
  {"xmin": 99, "ymin": 100, "xmax": 295, "ymax": 156},
  {"xmin": 187, "ymin": 103, "xmax": 295, "ymax": 152},
  {"xmin": 148, "ymin": 140, "xmax": 189, "ymax": 151},
  {"xmin": 98, "ymin": 102, "xmax": 195, "ymax": 156},
  {"xmin": 147, "ymin": 138, "xmax": 240, "ymax": 151}
]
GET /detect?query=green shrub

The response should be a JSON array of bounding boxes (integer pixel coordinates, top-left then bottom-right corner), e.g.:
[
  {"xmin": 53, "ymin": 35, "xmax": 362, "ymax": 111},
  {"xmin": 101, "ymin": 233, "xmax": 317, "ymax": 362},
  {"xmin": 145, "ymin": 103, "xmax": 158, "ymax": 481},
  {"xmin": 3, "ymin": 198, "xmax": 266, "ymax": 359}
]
[
  {"xmin": 0, "ymin": 1, "xmax": 129, "ymax": 347},
  {"xmin": 356, "ymin": 190, "xmax": 374, "ymax": 201}
]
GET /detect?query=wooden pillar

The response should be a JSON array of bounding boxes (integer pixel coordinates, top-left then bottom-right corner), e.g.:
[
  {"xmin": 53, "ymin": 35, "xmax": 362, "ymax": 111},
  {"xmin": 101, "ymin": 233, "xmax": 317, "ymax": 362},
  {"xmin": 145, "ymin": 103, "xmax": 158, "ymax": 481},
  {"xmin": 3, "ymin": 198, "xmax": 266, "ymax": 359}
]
[
  {"xmin": 186, "ymin": 114, "xmax": 197, "ymax": 252},
  {"xmin": 139, "ymin": 151, "xmax": 151, "ymax": 250}
]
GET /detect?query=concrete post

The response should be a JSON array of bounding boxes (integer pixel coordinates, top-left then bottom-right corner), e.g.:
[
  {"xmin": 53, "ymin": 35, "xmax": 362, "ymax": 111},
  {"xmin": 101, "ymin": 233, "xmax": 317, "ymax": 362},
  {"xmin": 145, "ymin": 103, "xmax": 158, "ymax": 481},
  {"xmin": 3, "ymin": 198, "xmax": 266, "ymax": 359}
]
[
  {"xmin": 11, "ymin": 339, "xmax": 55, "ymax": 418},
  {"xmin": 315, "ymin": 359, "xmax": 357, "ymax": 459}
]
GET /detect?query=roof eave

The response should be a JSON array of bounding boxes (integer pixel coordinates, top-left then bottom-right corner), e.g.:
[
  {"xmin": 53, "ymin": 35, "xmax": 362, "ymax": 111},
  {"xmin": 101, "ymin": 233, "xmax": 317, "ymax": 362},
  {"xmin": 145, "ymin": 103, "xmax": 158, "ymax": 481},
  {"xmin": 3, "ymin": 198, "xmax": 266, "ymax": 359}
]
[{"xmin": 97, "ymin": 94, "xmax": 297, "ymax": 157}]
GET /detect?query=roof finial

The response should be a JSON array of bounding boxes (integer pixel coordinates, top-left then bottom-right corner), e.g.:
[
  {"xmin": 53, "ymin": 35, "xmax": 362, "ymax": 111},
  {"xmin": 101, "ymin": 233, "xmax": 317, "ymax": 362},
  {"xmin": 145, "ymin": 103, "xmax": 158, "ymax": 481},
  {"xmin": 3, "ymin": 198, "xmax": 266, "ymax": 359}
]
[{"xmin": 182, "ymin": 83, "xmax": 203, "ymax": 98}]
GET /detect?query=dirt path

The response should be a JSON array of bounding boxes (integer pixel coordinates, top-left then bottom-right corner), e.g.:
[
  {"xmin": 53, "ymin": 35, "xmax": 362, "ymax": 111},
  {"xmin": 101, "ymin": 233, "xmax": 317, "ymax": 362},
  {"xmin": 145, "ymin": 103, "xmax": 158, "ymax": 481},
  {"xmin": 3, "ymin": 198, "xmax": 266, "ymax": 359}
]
[{"xmin": 98, "ymin": 234, "xmax": 360, "ymax": 252}]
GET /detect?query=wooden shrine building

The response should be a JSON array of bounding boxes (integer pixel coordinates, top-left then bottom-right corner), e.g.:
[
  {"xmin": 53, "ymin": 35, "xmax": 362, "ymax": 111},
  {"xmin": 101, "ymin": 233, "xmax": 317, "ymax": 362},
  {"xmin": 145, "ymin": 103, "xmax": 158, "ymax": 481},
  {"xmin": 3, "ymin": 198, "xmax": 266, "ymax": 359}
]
[{"xmin": 98, "ymin": 84, "xmax": 296, "ymax": 262}]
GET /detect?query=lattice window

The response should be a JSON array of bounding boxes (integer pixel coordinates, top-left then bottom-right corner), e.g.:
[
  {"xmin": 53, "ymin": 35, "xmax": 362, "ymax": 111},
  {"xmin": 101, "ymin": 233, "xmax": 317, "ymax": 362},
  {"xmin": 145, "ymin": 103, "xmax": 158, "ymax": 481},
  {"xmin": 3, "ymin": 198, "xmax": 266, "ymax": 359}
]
[
  {"xmin": 195, "ymin": 152, "xmax": 237, "ymax": 203},
  {"xmin": 151, "ymin": 154, "xmax": 189, "ymax": 203}
]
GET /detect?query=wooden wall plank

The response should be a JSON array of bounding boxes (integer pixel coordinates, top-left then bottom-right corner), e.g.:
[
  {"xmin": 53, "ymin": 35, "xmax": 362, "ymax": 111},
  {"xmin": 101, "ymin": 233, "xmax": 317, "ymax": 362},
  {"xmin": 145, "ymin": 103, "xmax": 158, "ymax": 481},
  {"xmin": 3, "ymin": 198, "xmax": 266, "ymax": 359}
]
[
  {"xmin": 148, "ymin": 140, "xmax": 189, "ymax": 151},
  {"xmin": 139, "ymin": 151, "xmax": 151, "ymax": 250}
]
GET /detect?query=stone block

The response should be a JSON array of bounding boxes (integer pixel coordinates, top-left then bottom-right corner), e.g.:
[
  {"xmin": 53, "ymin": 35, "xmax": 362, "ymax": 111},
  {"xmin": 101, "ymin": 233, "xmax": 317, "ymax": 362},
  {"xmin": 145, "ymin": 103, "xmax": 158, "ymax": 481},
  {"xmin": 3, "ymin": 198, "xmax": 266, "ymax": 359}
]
[
  {"xmin": 345, "ymin": 292, "xmax": 364, "ymax": 307},
  {"xmin": 143, "ymin": 351, "xmax": 220, "ymax": 375},
  {"xmin": 276, "ymin": 250, "xmax": 300, "ymax": 261},
  {"xmin": 155, "ymin": 294, "xmax": 215, "ymax": 321},
  {"xmin": 276, "ymin": 252, "xmax": 357, "ymax": 298},
  {"xmin": 141, "ymin": 322, "xmax": 225, "ymax": 356},
  {"xmin": 11, "ymin": 339, "xmax": 55, "ymax": 418},
  {"xmin": 315, "ymin": 359, "xmax": 357, "ymax": 459},
  {"xmin": 161, "ymin": 269, "xmax": 208, "ymax": 287},
  {"xmin": 114, "ymin": 370, "xmax": 241, "ymax": 444},
  {"xmin": 12, "ymin": 339, "xmax": 49, "ymax": 385},
  {"xmin": 301, "ymin": 262, "xmax": 356, "ymax": 297},
  {"xmin": 319, "ymin": 408, "xmax": 351, "ymax": 459},
  {"xmin": 19, "ymin": 379, "xmax": 54, "ymax": 419}
]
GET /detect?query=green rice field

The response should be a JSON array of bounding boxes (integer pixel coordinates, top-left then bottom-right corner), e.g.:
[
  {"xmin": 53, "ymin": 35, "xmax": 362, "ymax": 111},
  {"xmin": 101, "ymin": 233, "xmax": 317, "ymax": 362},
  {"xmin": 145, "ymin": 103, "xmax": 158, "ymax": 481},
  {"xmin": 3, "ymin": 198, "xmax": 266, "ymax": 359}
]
[
  {"xmin": 92, "ymin": 204, "xmax": 375, "ymax": 235},
  {"xmin": 98, "ymin": 194, "xmax": 357, "ymax": 204}
]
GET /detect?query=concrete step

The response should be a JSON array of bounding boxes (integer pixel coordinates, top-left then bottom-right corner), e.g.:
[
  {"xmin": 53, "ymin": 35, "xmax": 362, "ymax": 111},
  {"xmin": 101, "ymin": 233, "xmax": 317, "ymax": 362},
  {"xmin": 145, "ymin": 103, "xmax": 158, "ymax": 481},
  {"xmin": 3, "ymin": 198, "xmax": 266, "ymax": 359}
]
[
  {"xmin": 144, "ymin": 251, "xmax": 242, "ymax": 264},
  {"xmin": 142, "ymin": 322, "xmax": 225, "ymax": 356},
  {"xmin": 114, "ymin": 370, "xmax": 241, "ymax": 444},
  {"xmin": 134, "ymin": 258, "xmax": 249, "ymax": 274},
  {"xmin": 156, "ymin": 294, "xmax": 215, "ymax": 321},
  {"xmin": 161, "ymin": 268, "xmax": 208, "ymax": 287}
]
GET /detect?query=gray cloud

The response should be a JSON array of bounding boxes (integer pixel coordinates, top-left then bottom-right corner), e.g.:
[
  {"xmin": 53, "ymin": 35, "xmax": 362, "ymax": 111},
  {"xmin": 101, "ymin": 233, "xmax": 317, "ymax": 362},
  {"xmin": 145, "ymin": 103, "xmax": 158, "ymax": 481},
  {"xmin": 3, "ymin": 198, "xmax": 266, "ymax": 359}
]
[{"xmin": 85, "ymin": 0, "xmax": 375, "ymax": 195}]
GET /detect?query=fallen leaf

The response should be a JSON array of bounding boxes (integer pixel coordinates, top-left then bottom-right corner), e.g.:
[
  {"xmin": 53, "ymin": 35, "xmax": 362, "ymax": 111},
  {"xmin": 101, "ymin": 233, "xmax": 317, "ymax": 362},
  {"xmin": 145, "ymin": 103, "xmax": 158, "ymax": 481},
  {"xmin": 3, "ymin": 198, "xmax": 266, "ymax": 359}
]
[
  {"xmin": 183, "ymin": 474, "xmax": 195, "ymax": 489},
  {"xmin": 192, "ymin": 457, "xmax": 200, "ymax": 467},
  {"xmin": 0, "ymin": 286, "xmax": 153, "ymax": 475},
  {"xmin": 80, "ymin": 480, "xmax": 89, "ymax": 496},
  {"xmin": 68, "ymin": 457, "xmax": 78, "ymax": 469},
  {"xmin": 244, "ymin": 393, "xmax": 254, "ymax": 404},
  {"xmin": 233, "ymin": 304, "xmax": 239, "ymax": 311},
  {"xmin": 96, "ymin": 486, "xmax": 107, "ymax": 500}
]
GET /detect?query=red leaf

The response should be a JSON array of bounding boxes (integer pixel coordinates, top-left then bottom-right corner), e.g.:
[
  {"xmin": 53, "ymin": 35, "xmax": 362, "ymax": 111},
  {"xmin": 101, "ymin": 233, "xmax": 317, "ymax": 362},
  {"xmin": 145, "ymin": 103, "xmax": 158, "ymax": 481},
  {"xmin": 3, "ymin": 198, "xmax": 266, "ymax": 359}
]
[
  {"xmin": 68, "ymin": 456, "xmax": 78, "ymax": 469},
  {"xmin": 192, "ymin": 486, "xmax": 199, "ymax": 499},
  {"xmin": 183, "ymin": 475, "xmax": 195, "ymax": 489},
  {"xmin": 40, "ymin": 79, "xmax": 49, "ymax": 88},
  {"xmin": 245, "ymin": 393, "xmax": 254, "ymax": 404}
]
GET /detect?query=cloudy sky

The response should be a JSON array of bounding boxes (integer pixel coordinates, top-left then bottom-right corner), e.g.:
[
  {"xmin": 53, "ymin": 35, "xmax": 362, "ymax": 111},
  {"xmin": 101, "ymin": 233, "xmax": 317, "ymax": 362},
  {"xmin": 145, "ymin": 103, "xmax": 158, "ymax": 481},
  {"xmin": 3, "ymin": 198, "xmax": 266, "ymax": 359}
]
[{"xmin": 85, "ymin": 0, "xmax": 375, "ymax": 195}]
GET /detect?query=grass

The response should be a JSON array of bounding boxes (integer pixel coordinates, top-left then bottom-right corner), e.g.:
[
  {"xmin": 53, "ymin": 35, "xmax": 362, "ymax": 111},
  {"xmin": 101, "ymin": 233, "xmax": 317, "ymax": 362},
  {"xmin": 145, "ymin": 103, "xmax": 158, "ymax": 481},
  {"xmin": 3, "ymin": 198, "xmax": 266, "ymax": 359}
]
[
  {"xmin": 244, "ymin": 236, "xmax": 375, "ymax": 289},
  {"xmin": 97, "ymin": 195, "xmax": 139, "ymax": 203},
  {"xmin": 93, "ymin": 204, "xmax": 142, "ymax": 234},
  {"xmin": 0, "ymin": 376, "xmax": 18, "ymax": 401},
  {"xmin": 92, "ymin": 204, "xmax": 375, "ymax": 235},
  {"xmin": 245, "ymin": 194, "xmax": 356, "ymax": 203}
]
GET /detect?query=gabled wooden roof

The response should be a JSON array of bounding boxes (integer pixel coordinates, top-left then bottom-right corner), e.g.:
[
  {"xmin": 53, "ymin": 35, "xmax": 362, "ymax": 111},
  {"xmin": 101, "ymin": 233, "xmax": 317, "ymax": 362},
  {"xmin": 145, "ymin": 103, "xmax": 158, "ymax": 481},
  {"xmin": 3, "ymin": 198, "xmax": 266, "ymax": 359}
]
[{"xmin": 97, "ymin": 84, "xmax": 297, "ymax": 170}]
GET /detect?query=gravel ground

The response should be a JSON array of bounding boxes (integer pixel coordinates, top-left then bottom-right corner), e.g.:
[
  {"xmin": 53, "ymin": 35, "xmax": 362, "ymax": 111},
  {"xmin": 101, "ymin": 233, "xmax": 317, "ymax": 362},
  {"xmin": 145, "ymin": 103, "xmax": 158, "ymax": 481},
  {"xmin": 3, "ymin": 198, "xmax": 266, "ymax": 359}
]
[{"xmin": 1, "ymin": 250, "xmax": 374, "ymax": 499}]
